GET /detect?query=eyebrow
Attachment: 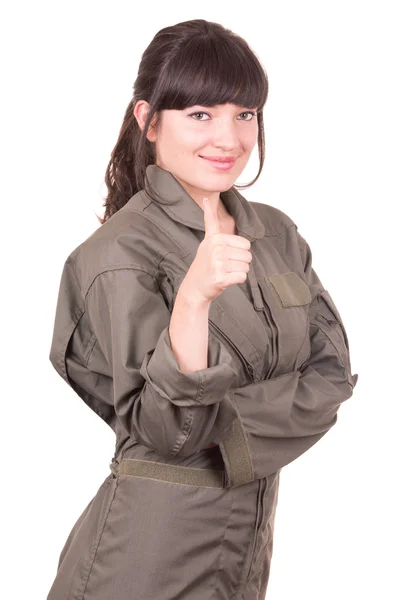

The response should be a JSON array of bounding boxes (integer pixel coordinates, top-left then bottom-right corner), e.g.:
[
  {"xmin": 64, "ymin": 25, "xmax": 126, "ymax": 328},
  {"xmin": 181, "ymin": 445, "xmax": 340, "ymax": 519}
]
[{"xmin": 186, "ymin": 105, "xmax": 257, "ymax": 111}]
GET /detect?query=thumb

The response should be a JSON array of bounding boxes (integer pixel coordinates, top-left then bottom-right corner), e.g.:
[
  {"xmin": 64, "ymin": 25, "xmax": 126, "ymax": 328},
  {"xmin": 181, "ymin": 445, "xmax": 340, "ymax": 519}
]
[{"xmin": 203, "ymin": 197, "xmax": 221, "ymax": 238}]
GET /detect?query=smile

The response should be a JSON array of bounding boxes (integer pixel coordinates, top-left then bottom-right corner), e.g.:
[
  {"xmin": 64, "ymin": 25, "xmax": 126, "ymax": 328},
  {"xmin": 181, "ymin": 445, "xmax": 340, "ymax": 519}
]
[{"xmin": 199, "ymin": 156, "xmax": 236, "ymax": 170}]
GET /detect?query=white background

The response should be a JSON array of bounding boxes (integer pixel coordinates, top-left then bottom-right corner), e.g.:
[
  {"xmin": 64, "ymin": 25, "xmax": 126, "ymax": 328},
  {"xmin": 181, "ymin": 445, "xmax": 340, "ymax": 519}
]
[{"xmin": 1, "ymin": 1, "xmax": 395, "ymax": 598}]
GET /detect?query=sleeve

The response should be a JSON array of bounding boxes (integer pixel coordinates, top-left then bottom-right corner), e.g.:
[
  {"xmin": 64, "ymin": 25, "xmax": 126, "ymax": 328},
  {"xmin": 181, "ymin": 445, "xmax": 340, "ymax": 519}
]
[
  {"xmin": 227, "ymin": 229, "xmax": 359, "ymax": 480},
  {"xmin": 84, "ymin": 267, "xmax": 239, "ymax": 457}
]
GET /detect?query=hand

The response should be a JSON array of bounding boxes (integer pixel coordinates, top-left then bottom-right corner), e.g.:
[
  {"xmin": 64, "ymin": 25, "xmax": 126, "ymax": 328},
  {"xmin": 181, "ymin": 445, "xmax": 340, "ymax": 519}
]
[{"xmin": 181, "ymin": 196, "xmax": 252, "ymax": 304}]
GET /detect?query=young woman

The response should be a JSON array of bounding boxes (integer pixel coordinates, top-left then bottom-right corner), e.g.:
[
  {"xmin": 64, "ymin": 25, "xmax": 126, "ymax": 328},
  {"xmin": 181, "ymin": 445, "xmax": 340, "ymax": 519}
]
[{"xmin": 47, "ymin": 18, "xmax": 358, "ymax": 600}]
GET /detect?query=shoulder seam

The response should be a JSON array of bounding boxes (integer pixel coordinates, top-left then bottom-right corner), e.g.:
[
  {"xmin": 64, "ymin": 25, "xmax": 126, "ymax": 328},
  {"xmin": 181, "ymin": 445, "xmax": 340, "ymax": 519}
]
[
  {"xmin": 249, "ymin": 201, "xmax": 297, "ymax": 236},
  {"xmin": 84, "ymin": 264, "xmax": 160, "ymax": 302},
  {"xmin": 125, "ymin": 207, "xmax": 190, "ymax": 257}
]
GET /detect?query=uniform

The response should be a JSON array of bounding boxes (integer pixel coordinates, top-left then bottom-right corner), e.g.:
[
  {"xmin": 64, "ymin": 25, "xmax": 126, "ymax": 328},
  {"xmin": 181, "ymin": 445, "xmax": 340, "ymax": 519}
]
[{"xmin": 46, "ymin": 164, "xmax": 359, "ymax": 599}]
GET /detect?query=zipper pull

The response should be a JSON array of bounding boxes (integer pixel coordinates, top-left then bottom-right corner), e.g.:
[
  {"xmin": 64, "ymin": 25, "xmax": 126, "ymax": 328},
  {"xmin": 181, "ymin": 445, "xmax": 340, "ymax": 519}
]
[{"xmin": 247, "ymin": 263, "xmax": 265, "ymax": 311}]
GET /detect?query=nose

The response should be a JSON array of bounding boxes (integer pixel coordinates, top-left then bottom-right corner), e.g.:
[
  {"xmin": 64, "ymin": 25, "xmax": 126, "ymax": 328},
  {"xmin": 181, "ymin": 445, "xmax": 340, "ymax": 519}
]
[{"xmin": 212, "ymin": 119, "xmax": 240, "ymax": 150}]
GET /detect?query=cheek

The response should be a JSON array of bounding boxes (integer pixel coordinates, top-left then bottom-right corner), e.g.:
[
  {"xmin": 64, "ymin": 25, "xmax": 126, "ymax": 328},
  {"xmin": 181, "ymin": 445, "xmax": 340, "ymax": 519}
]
[
  {"xmin": 243, "ymin": 128, "xmax": 259, "ymax": 148},
  {"xmin": 181, "ymin": 128, "xmax": 208, "ymax": 148}
]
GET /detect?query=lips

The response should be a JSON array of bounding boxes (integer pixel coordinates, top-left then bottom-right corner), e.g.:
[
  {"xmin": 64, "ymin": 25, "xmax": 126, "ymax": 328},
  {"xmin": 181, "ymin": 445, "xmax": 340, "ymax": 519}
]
[{"xmin": 199, "ymin": 156, "xmax": 236, "ymax": 164}]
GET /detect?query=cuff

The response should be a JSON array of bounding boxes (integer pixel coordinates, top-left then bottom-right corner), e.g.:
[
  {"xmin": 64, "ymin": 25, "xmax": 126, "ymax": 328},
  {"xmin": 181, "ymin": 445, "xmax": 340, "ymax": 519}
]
[{"xmin": 139, "ymin": 326, "xmax": 238, "ymax": 407}]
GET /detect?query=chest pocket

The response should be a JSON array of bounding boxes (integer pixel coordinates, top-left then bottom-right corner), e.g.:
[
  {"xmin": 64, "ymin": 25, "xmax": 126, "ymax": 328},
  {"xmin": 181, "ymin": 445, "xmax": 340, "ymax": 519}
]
[
  {"xmin": 266, "ymin": 271, "xmax": 312, "ymax": 308},
  {"xmin": 258, "ymin": 271, "xmax": 312, "ymax": 375}
]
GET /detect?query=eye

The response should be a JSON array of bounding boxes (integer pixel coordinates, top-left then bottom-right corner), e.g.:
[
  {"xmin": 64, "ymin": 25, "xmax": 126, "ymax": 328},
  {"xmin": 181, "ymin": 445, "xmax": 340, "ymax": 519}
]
[
  {"xmin": 189, "ymin": 110, "xmax": 257, "ymax": 121},
  {"xmin": 239, "ymin": 111, "xmax": 257, "ymax": 121},
  {"xmin": 190, "ymin": 112, "xmax": 210, "ymax": 121}
]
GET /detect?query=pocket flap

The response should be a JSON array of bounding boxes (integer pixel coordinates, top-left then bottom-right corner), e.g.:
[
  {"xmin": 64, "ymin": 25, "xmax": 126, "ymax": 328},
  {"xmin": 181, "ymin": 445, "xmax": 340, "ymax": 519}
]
[{"xmin": 266, "ymin": 272, "xmax": 312, "ymax": 308}]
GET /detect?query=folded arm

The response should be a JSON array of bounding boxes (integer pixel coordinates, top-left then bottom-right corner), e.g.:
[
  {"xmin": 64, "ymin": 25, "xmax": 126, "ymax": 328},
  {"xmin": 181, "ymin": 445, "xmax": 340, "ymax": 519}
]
[
  {"xmin": 85, "ymin": 267, "xmax": 240, "ymax": 457},
  {"xmin": 222, "ymin": 229, "xmax": 359, "ymax": 481}
]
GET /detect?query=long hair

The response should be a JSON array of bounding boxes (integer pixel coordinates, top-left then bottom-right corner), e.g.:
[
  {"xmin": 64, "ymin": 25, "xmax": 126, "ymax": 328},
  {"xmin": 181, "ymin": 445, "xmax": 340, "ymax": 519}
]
[{"xmin": 98, "ymin": 19, "xmax": 269, "ymax": 224}]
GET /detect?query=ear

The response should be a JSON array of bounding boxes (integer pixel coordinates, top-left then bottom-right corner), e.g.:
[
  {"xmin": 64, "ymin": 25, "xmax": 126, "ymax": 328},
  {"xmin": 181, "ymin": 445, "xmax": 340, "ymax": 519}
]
[{"xmin": 133, "ymin": 100, "xmax": 158, "ymax": 142}]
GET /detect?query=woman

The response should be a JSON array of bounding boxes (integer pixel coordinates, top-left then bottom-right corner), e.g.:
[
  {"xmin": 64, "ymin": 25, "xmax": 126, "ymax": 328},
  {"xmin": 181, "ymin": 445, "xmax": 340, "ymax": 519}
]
[{"xmin": 47, "ymin": 18, "xmax": 358, "ymax": 600}]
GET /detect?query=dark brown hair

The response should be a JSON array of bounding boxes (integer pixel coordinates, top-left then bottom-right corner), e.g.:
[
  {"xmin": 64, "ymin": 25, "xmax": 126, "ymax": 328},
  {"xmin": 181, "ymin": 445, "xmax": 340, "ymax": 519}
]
[{"xmin": 97, "ymin": 19, "xmax": 269, "ymax": 224}]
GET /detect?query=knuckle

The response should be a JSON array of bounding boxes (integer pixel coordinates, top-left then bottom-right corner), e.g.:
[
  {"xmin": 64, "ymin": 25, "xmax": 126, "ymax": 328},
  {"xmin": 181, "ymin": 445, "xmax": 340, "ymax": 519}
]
[{"xmin": 213, "ymin": 245, "xmax": 225, "ymax": 260}]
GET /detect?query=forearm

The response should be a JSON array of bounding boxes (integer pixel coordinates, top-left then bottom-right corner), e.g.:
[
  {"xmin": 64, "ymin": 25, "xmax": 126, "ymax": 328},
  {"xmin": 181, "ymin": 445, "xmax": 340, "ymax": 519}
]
[
  {"xmin": 169, "ymin": 283, "xmax": 221, "ymax": 449},
  {"xmin": 169, "ymin": 281, "xmax": 212, "ymax": 373}
]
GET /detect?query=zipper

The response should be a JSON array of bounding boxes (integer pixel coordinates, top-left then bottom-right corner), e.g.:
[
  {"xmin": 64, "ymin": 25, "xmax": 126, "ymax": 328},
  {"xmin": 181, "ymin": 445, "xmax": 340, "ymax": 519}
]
[
  {"xmin": 315, "ymin": 314, "xmax": 350, "ymax": 371},
  {"xmin": 260, "ymin": 296, "xmax": 279, "ymax": 380},
  {"xmin": 245, "ymin": 477, "xmax": 268, "ymax": 583},
  {"xmin": 246, "ymin": 265, "xmax": 279, "ymax": 381},
  {"xmin": 208, "ymin": 318, "xmax": 258, "ymax": 383},
  {"xmin": 318, "ymin": 299, "xmax": 350, "ymax": 351}
]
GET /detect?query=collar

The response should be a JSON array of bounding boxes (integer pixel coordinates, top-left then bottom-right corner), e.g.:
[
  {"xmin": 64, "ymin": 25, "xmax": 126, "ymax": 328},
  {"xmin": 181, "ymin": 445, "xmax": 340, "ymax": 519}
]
[
  {"xmin": 143, "ymin": 164, "xmax": 266, "ymax": 241},
  {"xmin": 143, "ymin": 164, "xmax": 266, "ymax": 311}
]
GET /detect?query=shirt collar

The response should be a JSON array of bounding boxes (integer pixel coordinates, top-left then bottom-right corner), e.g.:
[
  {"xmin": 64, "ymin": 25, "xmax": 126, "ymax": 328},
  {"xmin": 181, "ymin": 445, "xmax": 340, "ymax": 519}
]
[{"xmin": 143, "ymin": 164, "xmax": 265, "ymax": 241}]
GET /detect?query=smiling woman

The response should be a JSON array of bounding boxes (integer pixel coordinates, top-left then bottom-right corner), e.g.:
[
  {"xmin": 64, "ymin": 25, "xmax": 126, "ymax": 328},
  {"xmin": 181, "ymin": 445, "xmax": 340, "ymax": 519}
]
[
  {"xmin": 46, "ymin": 16, "xmax": 358, "ymax": 600},
  {"xmin": 95, "ymin": 19, "xmax": 268, "ymax": 225},
  {"xmin": 131, "ymin": 99, "xmax": 262, "ymax": 207}
]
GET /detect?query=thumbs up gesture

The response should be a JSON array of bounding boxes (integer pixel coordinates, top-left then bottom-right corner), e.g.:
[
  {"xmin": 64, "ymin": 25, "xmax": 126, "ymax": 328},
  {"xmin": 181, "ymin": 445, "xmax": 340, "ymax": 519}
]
[{"xmin": 182, "ymin": 197, "xmax": 252, "ymax": 304}]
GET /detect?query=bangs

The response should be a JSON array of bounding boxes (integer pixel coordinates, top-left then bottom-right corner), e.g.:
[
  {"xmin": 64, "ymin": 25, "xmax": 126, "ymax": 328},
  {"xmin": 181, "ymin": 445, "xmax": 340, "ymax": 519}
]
[{"xmin": 157, "ymin": 34, "xmax": 268, "ymax": 113}]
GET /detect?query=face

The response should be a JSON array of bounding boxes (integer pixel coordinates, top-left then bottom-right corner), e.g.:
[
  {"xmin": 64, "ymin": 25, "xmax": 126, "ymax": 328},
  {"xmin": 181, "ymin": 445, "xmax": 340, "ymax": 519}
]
[{"xmin": 134, "ymin": 101, "xmax": 259, "ymax": 209}]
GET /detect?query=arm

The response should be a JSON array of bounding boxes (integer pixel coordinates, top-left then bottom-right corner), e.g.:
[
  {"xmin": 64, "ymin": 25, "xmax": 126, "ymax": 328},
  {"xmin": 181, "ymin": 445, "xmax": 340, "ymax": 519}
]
[
  {"xmin": 169, "ymin": 279, "xmax": 219, "ymax": 449},
  {"xmin": 225, "ymin": 229, "xmax": 359, "ymax": 480},
  {"xmin": 85, "ymin": 267, "xmax": 239, "ymax": 457},
  {"xmin": 168, "ymin": 277, "xmax": 212, "ymax": 374}
]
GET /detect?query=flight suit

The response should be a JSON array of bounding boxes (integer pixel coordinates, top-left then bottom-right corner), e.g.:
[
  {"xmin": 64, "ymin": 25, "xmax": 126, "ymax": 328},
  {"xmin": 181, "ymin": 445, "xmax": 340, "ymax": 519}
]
[{"xmin": 46, "ymin": 164, "xmax": 359, "ymax": 599}]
